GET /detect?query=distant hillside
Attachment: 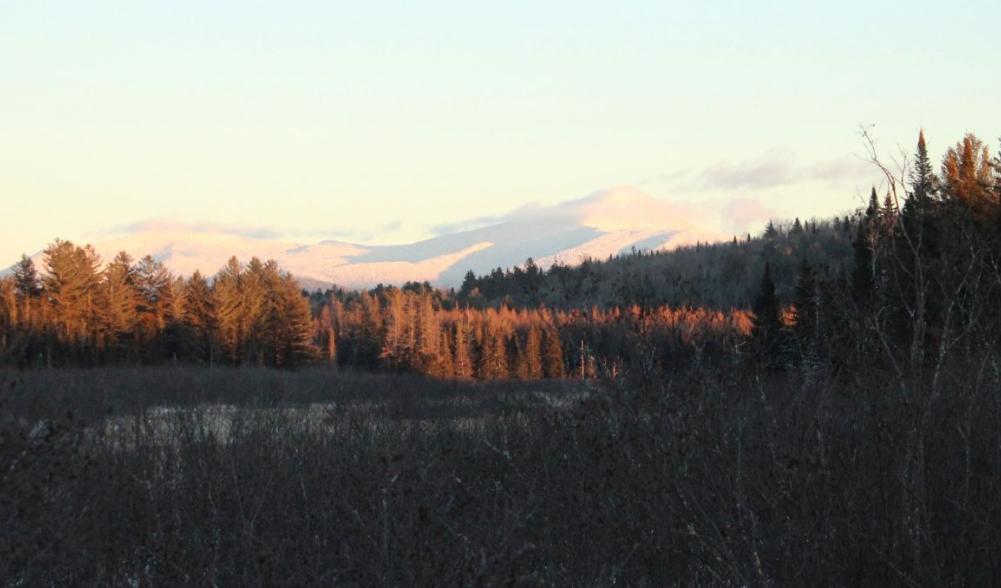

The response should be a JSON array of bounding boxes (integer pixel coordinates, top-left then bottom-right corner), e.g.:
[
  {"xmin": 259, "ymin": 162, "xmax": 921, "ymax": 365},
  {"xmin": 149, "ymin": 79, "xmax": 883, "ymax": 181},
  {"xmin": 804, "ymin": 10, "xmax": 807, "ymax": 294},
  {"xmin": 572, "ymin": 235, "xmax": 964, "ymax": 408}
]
[
  {"xmin": 6, "ymin": 187, "xmax": 723, "ymax": 289},
  {"xmin": 455, "ymin": 215, "xmax": 859, "ymax": 310}
]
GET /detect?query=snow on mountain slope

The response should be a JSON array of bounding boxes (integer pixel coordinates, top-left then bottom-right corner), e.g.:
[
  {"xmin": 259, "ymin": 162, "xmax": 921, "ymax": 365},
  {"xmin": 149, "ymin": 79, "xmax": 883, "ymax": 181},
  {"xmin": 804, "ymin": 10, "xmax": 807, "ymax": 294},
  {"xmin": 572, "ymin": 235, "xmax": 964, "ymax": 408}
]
[{"xmin": 7, "ymin": 187, "xmax": 725, "ymax": 289}]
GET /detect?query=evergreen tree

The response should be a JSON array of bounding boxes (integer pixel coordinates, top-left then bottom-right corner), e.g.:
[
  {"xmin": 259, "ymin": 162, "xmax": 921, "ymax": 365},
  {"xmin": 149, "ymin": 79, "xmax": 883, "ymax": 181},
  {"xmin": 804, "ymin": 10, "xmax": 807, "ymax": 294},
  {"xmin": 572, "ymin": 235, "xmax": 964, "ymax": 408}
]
[
  {"xmin": 414, "ymin": 292, "xmax": 439, "ymax": 371},
  {"xmin": 103, "ymin": 251, "xmax": 139, "ymax": 357},
  {"xmin": 864, "ymin": 186, "xmax": 881, "ymax": 228},
  {"xmin": 134, "ymin": 255, "xmax": 174, "ymax": 336},
  {"xmin": 42, "ymin": 240, "xmax": 103, "ymax": 356},
  {"xmin": 0, "ymin": 278, "xmax": 16, "ymax": 357},
  {"xmin": 241, "ymin": 258, "xmax": 269, "ymax": 363},
  {"xmin": 13, "ymin": 255, "xmax": 40, "ymax": 299},
  {"xmin": 542, "ymin": 322, "xmax": 565, "ymax": 378},
  {"xmin": 891, "ymin": 131, "xmax": 942, "ymax": 363},
  {"xmin": 751, "ymin": 262, "xmax": 784, "ymax": 367},
  {"xmin": 182, "ymin": 270, "xmax": 216, "ymax": 364},
  {"xmin": 764, "ymin": 221, "xmax": 778, "ymax": 239},
  {"xmin": 214, "ymin": 257, "xmax": 244, "ymax": 364},
  {"xmin": 478, "ymin": 318, "xmax": 509, "ymax": 380},
  {"xmin": 381, "ymin": 287, "xmax": 412, "ymax": 371},
  {"xmin": 942, "ymin": 133, "xmax": 993, "ymax": 212},
  {"xmin": 524, "ymin": 323, "xmax": 543, "ymax": 379},
  {"xmin": 452, "ymin": 317, "xmax": 474, "ymax": 379},
  {"xmin": 273, "ymin": 271, "xmax": 316, "ymax": 367},
  {"xmin": 12, "ymin": 255, "xmax": 40, "ymax": 330},
  {"xmin": 791, "ymin": 258, "xmax": 818, "ymax": 353},
  {"xmin": 851, "ymin": 221, "xmax": 875, "ymax": 309},
  {"xmin": 316, "ymin": 304, "xmax": 338, "ymax": 366},
  {"xmin": 458, "ymin": 270, "xmax": 478, "ymax": 301},
  {"xmin": 433, "ymin": 327, "xmax": 453, "ymax": 377},
  {"xmin": 900, "ymin": 131, "xmax": 937, "ymax": 244}
]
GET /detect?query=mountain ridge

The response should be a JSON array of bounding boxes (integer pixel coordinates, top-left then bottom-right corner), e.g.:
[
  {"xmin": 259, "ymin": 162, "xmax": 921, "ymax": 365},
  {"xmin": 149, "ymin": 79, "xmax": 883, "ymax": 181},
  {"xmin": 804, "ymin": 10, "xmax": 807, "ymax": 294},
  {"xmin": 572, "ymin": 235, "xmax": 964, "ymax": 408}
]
[{"xmin": 6, "ymin": 187, "xmax": 725, "ymax": 289}]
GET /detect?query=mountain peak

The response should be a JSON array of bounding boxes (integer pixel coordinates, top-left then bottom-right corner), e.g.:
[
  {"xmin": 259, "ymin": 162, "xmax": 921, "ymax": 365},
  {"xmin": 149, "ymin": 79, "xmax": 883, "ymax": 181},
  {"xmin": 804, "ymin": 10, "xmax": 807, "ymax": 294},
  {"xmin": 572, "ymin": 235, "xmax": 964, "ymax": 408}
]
[{"xmin": 562, "ymin": 186, "xmax": 699, "ymax": 233}]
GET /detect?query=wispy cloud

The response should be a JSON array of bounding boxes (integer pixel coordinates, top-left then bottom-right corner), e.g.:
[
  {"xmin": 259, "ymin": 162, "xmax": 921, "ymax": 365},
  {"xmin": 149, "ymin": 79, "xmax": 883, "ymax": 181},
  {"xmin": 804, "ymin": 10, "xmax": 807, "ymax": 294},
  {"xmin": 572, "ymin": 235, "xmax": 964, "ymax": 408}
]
[
  {"xmin": 104, "ymin": 220, "xmax": 286, "ymax": 240},
  {"xmin": 100, "ymin": 219, "xmax": 406, "ymax": 244},
  {"xmin": 701, "ymin": 159, "xmax": 797, "ymax": 190},
  {"xmin": 651, "ymin": 154, "xmax": 874, "ymax": 192},
  {"xmin": 429, "ymin": 215, "xmax": 504, "ymax": 236}
]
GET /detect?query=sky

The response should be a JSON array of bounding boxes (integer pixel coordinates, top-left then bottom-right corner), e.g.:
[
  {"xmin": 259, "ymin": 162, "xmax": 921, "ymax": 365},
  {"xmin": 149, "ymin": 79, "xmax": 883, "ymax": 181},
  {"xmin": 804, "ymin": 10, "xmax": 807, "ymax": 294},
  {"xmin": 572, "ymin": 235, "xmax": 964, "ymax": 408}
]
[{"xmin": 2, "ymin": 1, "xmax": 999, "ymax": 264}]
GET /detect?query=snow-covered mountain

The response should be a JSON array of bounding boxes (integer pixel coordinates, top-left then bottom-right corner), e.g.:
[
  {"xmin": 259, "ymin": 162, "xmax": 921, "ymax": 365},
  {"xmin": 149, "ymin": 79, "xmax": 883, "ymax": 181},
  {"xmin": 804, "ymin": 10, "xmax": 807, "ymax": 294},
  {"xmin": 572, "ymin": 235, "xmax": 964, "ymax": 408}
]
[{"xmin": 7, "ymin": 187, "xmax": 724, "ymax": 289}]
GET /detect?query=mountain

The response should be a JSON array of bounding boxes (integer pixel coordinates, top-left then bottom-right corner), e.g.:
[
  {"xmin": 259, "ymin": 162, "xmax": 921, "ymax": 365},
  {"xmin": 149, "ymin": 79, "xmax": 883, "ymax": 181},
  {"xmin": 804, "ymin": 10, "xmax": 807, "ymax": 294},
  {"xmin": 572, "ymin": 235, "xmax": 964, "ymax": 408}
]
[{"xmin": 7, "ymin": 187, "xmax": 724, "ymax": 289}]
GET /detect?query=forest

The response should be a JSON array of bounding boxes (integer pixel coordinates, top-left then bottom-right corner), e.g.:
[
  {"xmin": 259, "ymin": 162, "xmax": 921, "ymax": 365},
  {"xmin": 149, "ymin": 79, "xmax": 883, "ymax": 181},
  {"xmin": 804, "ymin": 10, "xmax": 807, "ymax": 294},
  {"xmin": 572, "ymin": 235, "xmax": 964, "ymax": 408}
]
[
  {"xmin": 2, "ymin": 131, "xmax": 1000, "ymax": 384},
  {"xmin": 5, "ymin": 130, "xmax": 1001, "ymax": 584}
]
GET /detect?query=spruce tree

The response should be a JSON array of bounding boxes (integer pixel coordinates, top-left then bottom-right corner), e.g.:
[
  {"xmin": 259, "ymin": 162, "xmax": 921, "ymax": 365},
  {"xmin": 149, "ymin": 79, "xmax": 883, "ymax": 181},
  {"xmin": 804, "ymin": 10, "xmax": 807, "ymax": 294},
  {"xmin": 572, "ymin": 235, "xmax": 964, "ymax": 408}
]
[
  {"xmin": 12, "ymin": 255, "xmax": 40, "ymax": 329},
  {"xmin": 900, "ymin": 131, "xmax": 937, "ymax": 245},
  {"xmin": 851, "ymin": 221, "xmax": 874, "ymax": 309},
  {"xmin": 764, "ymin": 221, "xmax": 778, "ymax": 239},
  {"xmin": 792, "ymin": 258, "xmax": 818, "ymax": 353},
  {"xmin": 13, "ymin": 255, "xmax": 40, "ymax": 299},
  {"xmin": 751, "ymin": 262, "xmax": 784, "ymax": 367},
  {"xmin": 891, "ymin": 131, "xmax": 941, "ymax": 361}
]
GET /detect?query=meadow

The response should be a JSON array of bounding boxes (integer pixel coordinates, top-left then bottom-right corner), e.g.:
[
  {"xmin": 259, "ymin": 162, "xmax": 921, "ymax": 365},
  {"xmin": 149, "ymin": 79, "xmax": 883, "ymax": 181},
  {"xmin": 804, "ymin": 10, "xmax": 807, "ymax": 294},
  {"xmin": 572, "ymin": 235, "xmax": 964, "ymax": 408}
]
[{"xmin": 4, "ymin": 365, "xmax": 1000, "ymax": 586}]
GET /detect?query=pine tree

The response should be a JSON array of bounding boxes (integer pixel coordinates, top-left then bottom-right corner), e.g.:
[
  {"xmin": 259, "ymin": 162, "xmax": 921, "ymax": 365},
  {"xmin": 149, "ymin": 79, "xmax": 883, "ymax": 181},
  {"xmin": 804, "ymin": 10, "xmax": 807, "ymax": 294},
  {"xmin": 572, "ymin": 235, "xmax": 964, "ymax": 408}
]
[
  {"xmin": 542, "ymin": 322, "xmax": 565, "ymax": 378},
  {"xmin": 433, "ymin": 327, "xmax": 453, "ymax": 377},
  {"xmin": 273, "ymin": 271, "xmax": 316, "ymax": 367},
  {"xmin": 414, "ymin": 292, "xmax": 439, "ymax": 371},
  {"xmin": 851, "ymin": 221, "xmax": 875, "ymax": 309},
  {"xmin": 452, "ymin": 317, "xmax": 474, "ymax": 379},
  {"xmin": 864, "ymin": 186, "xmax": 881, "ymax": 228},
  {"xmin": 12, "ymin": 255, "xmax": 40, "ymax": 329},
  {"xmin": 103, "ymin": 251, "xmax": 139, "ymax": 357},
  {"xmin": 900, "ymin": 131, "xmax": 937, "ymax": 245},
  {"xmin": 13, "ymin": 255, "xmax": 40, "ymax": 299},
  {"xmin": 764, "ymin": 221, "xmax": 778, "ymax": 239},
  {"xmin": 182, "ymin": 270, "xmax": 216, "ymax": 364},
  {"xmin": 0, "ymin": 278, "xmax": 15, "ymax": 355},
  {"xmin": 891, "ymin": 130, "xmax": 942, "ymax": 364},
  {"xmin": 512, "ymin": 332, "xmax": 530, "ymax": 380},
  {"xmin": 381, "ymin": 287, "xmax": 412, "ymax": 371},
  {"xmin": 751, "ymin": 262, "xmax": 784, "ymax": 367},
  {"xmin": 241, "ymin": 258, "xmax": 269, "ymax": 364},
  {"xmin": 134, "ymin": 255, "xmax": 174, "ymax": 335},
  {"xmin": 214, "ymin": 257, "xmax": 244, "ymax": 364},
  {"xmin": 42, "ymin": 240, "xmax": 103, "ymax": 356},
  {"xmin": 791, "ymin": 258, "xmax": 818, "ymax": 353},
  {"xmin": 458, "ymin": 270, "xmax": 478, "ymax": 300},
  {"xmin": 478, "ymin": 318, "xmax": 509, "ymax": 380},
  {"xmin": 316, "ymin": 304, "xmax": 338, "ymax": 366},
  {"xmin": 524, "ymin": 323, "xmax": 543, "ymax": 379}
]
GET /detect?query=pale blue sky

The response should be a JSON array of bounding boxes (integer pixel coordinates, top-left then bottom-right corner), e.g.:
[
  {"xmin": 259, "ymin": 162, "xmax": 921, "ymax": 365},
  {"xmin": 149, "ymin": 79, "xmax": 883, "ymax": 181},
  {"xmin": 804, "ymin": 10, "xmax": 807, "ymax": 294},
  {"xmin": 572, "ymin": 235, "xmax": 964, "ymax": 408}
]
[{"xmin": 2, "ymin": 1, "xmax": 998, "ymax": 262}]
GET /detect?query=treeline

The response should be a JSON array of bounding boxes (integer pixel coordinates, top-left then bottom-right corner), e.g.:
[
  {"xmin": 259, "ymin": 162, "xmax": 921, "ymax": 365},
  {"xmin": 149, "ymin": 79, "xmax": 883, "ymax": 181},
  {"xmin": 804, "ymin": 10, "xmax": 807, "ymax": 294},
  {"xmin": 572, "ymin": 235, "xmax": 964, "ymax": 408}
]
[
  {"xmin": 744, "ymin": 131, "xmax": 1001, "ymax": 379},
  {"xmin": 311, "ymin": 285, "xmax": 750, "ymax": 379},
  {"xmin": 0, "ymin": 247, "xmax": 752, "ymax": 378},
  {"xmin": 0, "ymin": 248, "xmax": 314, "ymax": 368},
  {"xmin": 3, "ymin": 130, "xmax": 998, "ymax": 382},
  {"xmin": 456, "ymin": 214, "xmax": 858, "ymax": 310}
]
